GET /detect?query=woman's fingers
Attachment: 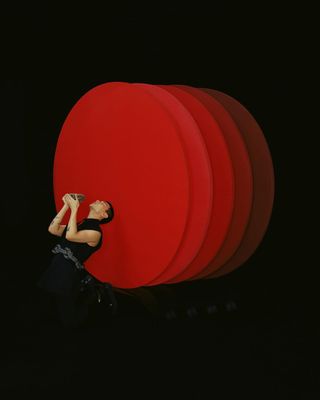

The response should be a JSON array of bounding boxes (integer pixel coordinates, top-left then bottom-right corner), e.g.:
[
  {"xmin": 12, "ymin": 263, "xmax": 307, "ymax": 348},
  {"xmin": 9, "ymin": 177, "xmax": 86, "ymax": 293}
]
[{"xmin": 65, "ymin": 193, "xmax": 80, "ymax": 207}]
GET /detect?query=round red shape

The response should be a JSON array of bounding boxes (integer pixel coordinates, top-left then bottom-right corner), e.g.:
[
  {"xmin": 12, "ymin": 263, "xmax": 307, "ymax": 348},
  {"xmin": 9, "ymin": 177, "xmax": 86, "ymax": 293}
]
[
  {"xmin": 177, "ymin": 86, "xmax": 253, "ymax": 280},
  {"xmin": 203, "ymin": 88, "xmax": 275, "ymax": 278},
  {"xmin": 53, "ymin": 82, "xmax": 190, "ymax": 288},
  {"xmin": 156, "ymin": 85, "xmax": 235, "ymax": 283}
]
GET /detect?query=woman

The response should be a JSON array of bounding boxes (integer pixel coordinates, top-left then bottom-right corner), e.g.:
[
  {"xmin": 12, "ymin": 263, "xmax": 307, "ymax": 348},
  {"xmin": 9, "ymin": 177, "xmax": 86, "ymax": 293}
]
[{"xmin": 38, "ymin": 194, "xmax": 116, "ymax": 328}]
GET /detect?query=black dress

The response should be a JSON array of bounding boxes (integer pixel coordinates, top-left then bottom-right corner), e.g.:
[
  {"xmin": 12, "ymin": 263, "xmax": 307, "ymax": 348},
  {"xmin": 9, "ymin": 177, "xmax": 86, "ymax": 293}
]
[
  {"xmin": 38, "ymin": 218, "xmax": 103, "ymax": 327},
  {"xmin": 38, "ymin": 218, "xmax": 102, "ymax": 293}
]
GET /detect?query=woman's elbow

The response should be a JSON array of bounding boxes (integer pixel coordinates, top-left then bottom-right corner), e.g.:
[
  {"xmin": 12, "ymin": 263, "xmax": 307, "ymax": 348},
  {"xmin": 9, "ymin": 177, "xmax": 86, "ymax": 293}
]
[
  {"xmin": 65, "ymin": 233, "xmax": 74, "ymax": 241},
  {"xmin": 48, "ymin": 226, "xmax": 59, "ymax": 236}
]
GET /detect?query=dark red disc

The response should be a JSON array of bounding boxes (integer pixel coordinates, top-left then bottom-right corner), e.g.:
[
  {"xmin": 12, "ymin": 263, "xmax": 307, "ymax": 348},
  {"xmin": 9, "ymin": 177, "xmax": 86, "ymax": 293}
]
[
  {"xmin": 203, "ymin": 88, "xmax": 275, "ymax": 278},
  {"xmin": 154, "ymin": 85, "xmax": 236, "ymax": 283},
  {"xmin": 175, "ymin": 86, "xmax": 253, "ymax": 280}
]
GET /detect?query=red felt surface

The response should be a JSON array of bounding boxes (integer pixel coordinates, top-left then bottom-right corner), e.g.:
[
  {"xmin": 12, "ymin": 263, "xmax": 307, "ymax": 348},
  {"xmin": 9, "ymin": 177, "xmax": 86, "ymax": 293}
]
[
  {"xmin": 133, "ymin": 84, "xmax": 213, "ymax": 285},
  {"xmin": 178, "ymin": 86, "xmax": 253, "ymax": 280},
  {"xmin": 156, "ymin": 85, "xmax": 235, "ymax": 283},
  {"xmin": 203, "ymin": 89, "xmax": 275, "ymax": 278},
  {"xmin": 53, "ymin": 82, "xmax": 190, "ymax": 288}
]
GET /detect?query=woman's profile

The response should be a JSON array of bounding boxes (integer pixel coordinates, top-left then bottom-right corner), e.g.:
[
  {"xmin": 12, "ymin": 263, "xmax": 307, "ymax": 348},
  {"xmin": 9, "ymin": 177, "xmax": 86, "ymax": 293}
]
[{"xmin": 38, "ymin": 194, "xmax": 116, "ymax": 328}]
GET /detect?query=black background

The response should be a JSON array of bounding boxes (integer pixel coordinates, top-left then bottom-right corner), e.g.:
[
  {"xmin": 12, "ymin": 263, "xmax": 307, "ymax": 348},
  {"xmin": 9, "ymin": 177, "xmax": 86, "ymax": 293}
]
[{"xmin": 1, "ymin": 4, "xmax": 317, "ymax": 398}]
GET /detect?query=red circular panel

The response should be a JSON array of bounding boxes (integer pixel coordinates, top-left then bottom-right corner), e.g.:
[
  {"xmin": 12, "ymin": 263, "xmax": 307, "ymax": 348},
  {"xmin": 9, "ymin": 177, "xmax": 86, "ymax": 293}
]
[
  {"xmin": 158, "ymin": 85, "xmax": 236, "ymax": 284},
  {"xmin": 133, "ymin": 84, "xmax": 213, "ymax": 285},
  {"xmin": 175, "ymin": 86, "xmax": 253, "ymax": 280},
  {"xmin": 203, "ymin": 88, "xmax": 275, "ymax": 278},
  {"xmin": 53, "ymin": 82, "xmax": 190, "ymax": 288}
]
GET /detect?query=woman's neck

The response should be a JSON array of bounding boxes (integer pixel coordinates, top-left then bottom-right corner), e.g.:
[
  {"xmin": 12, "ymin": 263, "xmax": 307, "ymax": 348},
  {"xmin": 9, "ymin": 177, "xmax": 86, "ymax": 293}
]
[{"xmin": 86, "ymin": 210, "xmax": 100, "ymax": 220}]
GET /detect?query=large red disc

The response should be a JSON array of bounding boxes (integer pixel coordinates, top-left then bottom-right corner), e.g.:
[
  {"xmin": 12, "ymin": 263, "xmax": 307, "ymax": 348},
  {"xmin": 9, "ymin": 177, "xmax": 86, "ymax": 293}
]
[{"xmin": 53, "ymin": 82, "xmax": 191, "ymax": 288}]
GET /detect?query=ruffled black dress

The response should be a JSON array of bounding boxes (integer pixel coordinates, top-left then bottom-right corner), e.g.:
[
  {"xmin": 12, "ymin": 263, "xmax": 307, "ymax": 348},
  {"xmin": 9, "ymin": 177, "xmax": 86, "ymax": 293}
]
[{"xmin": 38, "ymin": 218, "xmax": 102, "ymax": 295}]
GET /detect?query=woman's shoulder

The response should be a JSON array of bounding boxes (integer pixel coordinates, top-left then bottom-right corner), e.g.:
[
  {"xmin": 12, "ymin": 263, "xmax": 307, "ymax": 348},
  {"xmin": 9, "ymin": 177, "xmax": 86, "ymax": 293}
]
[{"xmin": 78, "ymin": 218, "xmax": 102, "ymax": 232}]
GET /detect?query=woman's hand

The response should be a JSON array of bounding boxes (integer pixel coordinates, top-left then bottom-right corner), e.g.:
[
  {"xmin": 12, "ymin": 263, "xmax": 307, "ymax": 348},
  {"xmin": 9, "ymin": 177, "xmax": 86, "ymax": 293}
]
[
  {"xmin": 65, "ymin": 193, "xmax": 80, "ymax": 212},
  {"xmin": 62, "ymin": 194, "xmax": 70, "ymax": 208}
]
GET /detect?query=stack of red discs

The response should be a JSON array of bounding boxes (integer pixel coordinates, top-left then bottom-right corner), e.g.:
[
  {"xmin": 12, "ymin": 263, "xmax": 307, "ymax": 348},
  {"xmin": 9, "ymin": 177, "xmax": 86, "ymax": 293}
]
[{"xmin": 53, "ymin": 82, "xmax": 274, "ymax": 288}]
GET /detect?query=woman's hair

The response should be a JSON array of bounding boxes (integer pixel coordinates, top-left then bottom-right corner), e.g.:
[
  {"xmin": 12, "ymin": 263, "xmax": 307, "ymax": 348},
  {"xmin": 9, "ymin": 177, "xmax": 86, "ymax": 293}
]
[{"xmin": 100, "ymin": 201, "xmax": 114, "ymax": 224}]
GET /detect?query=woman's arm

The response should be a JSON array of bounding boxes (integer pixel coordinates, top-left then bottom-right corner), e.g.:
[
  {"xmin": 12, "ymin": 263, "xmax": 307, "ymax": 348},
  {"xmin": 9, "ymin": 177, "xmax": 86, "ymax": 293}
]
[
  {"xmin": 65, "ymin": 205, "xmax": 79, "ymax": 238},
  {"xmin": 65, "ymin": 194, "xmax": 101, "ymax": 246},
  {"xmin": 48, "ymin": 195, "xmax": 69, "ymax": 236}
]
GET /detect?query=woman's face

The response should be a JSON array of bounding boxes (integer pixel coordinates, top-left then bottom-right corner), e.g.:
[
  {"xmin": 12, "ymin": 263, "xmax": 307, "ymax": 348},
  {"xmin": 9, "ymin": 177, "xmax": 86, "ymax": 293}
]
[{"xmin": 90, "ymin": 200, "xmax": 110, "ymax": 216}]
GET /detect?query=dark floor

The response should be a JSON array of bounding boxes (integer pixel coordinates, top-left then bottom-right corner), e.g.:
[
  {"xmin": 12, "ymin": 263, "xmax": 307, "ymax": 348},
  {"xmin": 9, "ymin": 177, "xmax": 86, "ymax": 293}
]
[{"xmin": 2, "ymin": 272, "xmax": 318, "ymax": 399}]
